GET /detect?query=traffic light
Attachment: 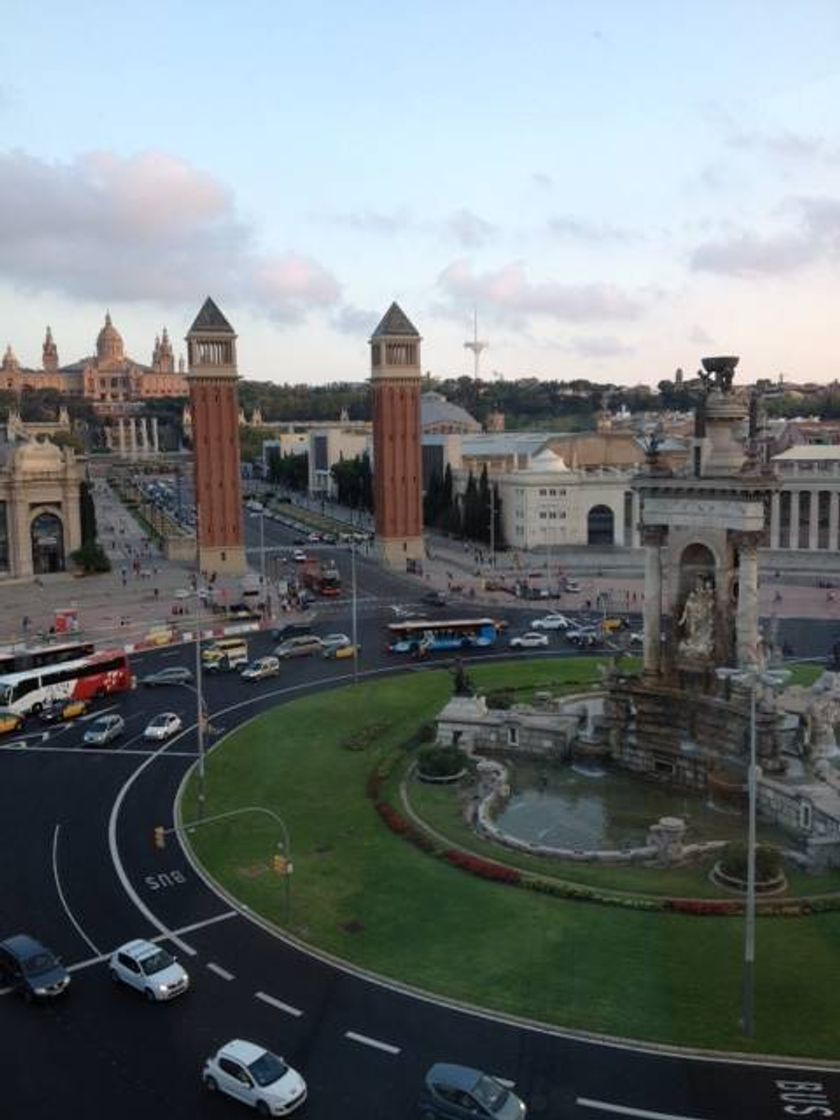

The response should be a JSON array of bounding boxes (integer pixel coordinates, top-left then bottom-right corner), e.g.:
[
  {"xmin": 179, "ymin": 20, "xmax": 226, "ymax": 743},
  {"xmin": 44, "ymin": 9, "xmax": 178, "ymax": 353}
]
[
  {"xmin": 154, "ymin": 826, "xmax": 166, "ymax": 850},
  {"xmin": 272, "ymin": 854, "xmax": 287, "ymax": 876}
]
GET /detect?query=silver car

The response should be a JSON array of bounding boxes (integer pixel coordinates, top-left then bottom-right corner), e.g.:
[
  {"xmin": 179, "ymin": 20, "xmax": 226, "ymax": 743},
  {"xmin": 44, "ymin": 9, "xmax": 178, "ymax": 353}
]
[{"xmin": 82, "ymin": 714, "xmax": 125, "ymax": 746}]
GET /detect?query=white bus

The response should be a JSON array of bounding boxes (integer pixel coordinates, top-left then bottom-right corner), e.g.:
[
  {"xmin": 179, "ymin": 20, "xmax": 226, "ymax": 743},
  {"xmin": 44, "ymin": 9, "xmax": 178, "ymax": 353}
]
[{"xmin": 0, "ymin": 650, "xmax": 133, "ymax": 716}]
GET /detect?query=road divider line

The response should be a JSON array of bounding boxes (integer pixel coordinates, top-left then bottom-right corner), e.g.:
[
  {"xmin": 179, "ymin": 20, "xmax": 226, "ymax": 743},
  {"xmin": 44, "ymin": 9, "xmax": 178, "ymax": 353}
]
[
  {"xmin": 159, "ymin": 911, "xmax": 237, "ymax": 937},
  {"xmin": 344, "ymin": 1030, "xmax": 401, "ymax": 1055},
  {"xmin": 255, "ymin": 990, "xmax": 303, "ymax": 1017},
  {"xmin": 576, "ymin": 1098, "xmax": 707, "ymax": 1119},
  {"xmin": 206, "ymin": 962, "xmax": 234, "ymax": 981},
  {"xmin": 51, "ymin": 823, "xmax": 102, "ymax": 956}
]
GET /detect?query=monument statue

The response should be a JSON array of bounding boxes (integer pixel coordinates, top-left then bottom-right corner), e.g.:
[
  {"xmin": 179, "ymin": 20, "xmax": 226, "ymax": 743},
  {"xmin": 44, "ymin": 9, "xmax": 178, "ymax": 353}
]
[
  {"xmin": 451, "ymin": 658, "xmax": 475, "ymax": 697},
  {"xmin": 678, "ymin": 579, "xmax": 715, "ymax": 659}
]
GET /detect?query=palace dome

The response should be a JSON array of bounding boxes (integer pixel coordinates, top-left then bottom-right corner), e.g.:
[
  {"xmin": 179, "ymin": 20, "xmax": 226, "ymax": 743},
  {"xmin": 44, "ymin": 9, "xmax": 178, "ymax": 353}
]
[{"xmin": 96, "ymin": 312, "xmax": 124, "ymax": 362}]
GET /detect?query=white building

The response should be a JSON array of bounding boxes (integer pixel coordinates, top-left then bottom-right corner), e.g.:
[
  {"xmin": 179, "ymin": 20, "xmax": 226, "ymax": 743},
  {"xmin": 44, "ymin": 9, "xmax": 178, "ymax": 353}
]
[
  {"xmin": 307, "ymin": 426, "xmax": 371, "ymax": 496},
  {"xmin": 769, "ymin": 445, "xmax": 840, "ymax": 551}
]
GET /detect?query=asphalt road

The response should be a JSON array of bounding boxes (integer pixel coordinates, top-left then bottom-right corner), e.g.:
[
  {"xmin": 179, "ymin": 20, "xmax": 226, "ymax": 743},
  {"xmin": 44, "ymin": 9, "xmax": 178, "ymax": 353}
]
[{"xmin": 1, "ymin": 552, "xmax": 839, "ymax": 1117}]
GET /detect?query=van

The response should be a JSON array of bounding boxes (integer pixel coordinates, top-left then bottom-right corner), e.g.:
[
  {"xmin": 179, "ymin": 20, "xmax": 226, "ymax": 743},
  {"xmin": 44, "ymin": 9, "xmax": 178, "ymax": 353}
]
[{"xmin": 202, "ymin": 638, "xmax": 249, "ymax": 671}]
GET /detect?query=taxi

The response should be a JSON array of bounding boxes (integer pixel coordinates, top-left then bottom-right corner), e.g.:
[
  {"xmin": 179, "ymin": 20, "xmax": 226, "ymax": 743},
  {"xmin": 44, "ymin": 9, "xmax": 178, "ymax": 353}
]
[
  {"xmin": 0, "ymin": 709, "xmax": 24, "ymax": 735},
  {"xmin": 40, "ymin": 697, "xmax": 89, "ymax": 723}
]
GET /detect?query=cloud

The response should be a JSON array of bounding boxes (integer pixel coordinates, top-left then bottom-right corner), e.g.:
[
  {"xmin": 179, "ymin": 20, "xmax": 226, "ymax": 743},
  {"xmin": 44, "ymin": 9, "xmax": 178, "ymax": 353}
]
[
  {"xmin": 726, "ymin": 127, "xmax": 840, "ymax": 164},
  {"xmin": 531, "ymin": 172, "xmax": 553, "ymax": 190},
  {"xmin": 437, "ymin": 259, "xmax": 644, "ymax": 326},
  {"xmin": 567, "ymin": 335, "xmax": 633, "ymax": 359},
  {"xmin": 690, "ymin": 195, "xmax": 840, "ymax": 277},
  {"xmin": 319, "ymin": 208, "xmax": 413, "ymax": 235},
  {"xmin": 0, "ymin": 149, "xmax": 341, "ymax": 321},
  {"xmin": 444, "ymin": 208, "xmax": 497, "ymax": 248},
  {"xmin": 547, "ymin": 216, "xmax": 635, "ymax": 244},
  {"xmin": 689, "ymin": 324, "xmax": 713, "ymax": 346},
  {"xmin": 331, "ymin": 304, "xmax": 380, "ymax": 336}
]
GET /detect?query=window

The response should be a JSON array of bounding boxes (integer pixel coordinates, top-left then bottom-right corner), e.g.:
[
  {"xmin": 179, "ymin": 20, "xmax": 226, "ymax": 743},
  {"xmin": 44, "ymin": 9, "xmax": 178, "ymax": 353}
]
[
  {"xmin": 507, "ymin": 726, "xmax": 519, "ymax": 747},
  {"xmin": 799, "ymin": 801, "xmax": 813, "ymax": 831},
  {"xmin": 219, "ymin": 1058, "xmax": 243, "ymax": 1079}
]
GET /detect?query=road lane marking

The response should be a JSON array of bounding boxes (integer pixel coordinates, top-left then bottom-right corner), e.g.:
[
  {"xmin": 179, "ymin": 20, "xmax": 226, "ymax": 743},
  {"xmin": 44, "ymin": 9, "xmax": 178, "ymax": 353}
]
[
  {"xmin": 255, "ymin": 990, "xmax": 303, "ymax": 1017},
  {"xmin": 157, "ymin": 911, "xmax": 237, "ymax": 937},
  {"xmin": 51, "ymin": 823, "xmax": 102, "ymax": 956},
  {"xmin": 0, "ymin": 744, "xmax": 198, "ymax": 758},
  {"xmin": 206, "ymin": 962, "xmax": 234, "ymax": 981},
  {"xmin": 576, "ymin": 1099, "xmax": 708, "ymax": 1119},
  {"xmin": 344, "ymin": 1030, "xmax": 401, "ymax": 1055}
]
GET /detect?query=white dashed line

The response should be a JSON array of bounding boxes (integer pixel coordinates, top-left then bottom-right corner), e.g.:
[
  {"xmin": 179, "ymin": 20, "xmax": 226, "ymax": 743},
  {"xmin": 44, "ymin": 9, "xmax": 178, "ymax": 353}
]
[
  {"xmin": 344, "ymin": 1030, "xmax": 401, "ymax": 1055},
  {"xmin": 576, "ymin": 1099, "xmax": 705, "ymax": 1120},
  {"xmin": 255, "ymin": 990, "xmax": 303, "ymax": 1018},
  {"xmin": 206, "ymin": 962, "xmax": 235, "ymax": 981}
]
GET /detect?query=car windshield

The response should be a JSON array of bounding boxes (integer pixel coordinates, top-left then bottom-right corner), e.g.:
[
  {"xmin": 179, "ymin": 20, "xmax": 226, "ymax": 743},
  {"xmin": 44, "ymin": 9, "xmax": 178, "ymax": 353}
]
[
  {"xmin": 248, "ymin": 1051, "xmax": 288, "ymax": 1087},
  {"xmin": 472, "ymin": 1075, "xmax": 507, "ymax": 1112},
  {"xmin": 24, "ymin": 950, "xmax": 58, "ymax": 975},
  {"xmin": 0, "ymin": 687, "xmax": 12, "ymax": 706},
  {"xmin": 91, "ymin": 719, "xmax": 110, "ymax": 731},
  {"xmin": 140, "ymin": 949, "xmax": 174, "ymax": 975},
  {"xmin": 150, "ymin": 716, "xmax": 167, "ymax": 727}
]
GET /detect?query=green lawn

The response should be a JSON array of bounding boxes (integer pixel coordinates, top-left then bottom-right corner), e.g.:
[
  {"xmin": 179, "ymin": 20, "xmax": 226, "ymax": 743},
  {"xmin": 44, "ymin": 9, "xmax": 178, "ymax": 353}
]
[{"xmin": 180, "ymin": 663, "xmax": 840, "ymax": 1057}]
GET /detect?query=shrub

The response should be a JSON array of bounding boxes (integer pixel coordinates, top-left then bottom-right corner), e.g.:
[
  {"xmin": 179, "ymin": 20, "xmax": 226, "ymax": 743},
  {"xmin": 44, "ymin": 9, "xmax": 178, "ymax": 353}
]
[
  {"xmin": 71, "ymin": 542, "xmax": 112, "ymax": 574},
  {"xmin": 442, "ymin": 849, "xmax": 521, "ymax": 885},
  {"xmin": 416, "ymin": 744, "xmax": 466, "ymax": 778},
  {"xmin": 719, "ymin": 841, "xmax": 783, "ymax": 882},
  {"xmin": 486, "ymin": 691, "xmax": 513, "ymax": 710},
  {"xmin": 416, "ymin": 721, "xmax": 436, "ymax": 744}
]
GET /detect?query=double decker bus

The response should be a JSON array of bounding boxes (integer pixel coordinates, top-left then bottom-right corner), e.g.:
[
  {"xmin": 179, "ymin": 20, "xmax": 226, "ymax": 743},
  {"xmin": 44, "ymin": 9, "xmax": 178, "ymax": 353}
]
[
  {"xmin": 0, "ymin": 640, "xmax": 96, "ymax": 678},
  {"xmin": 0, "ymin": 650, "xmax": 133, "ymax": 716},
  {"xmin": 387, "ymin": 618, "xmax": 505, "ymax": 656}
]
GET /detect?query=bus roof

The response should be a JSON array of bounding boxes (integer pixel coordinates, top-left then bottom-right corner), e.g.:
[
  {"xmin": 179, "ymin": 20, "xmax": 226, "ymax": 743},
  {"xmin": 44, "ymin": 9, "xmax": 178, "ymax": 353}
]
[
  {"xmin": 0, "ymin": 639, "xmax": 91, "ymax": 658},
  {"xmin": 0, "ymin": 648, "xmax": 125, "ymax": 685},
  {"xmin": 387, "ymin": 618, "xmax": 501, "ymax": 634}
]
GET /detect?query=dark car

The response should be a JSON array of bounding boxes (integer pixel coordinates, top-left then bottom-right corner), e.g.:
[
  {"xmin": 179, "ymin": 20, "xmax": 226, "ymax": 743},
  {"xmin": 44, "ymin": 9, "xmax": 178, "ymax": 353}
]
[
  {"xmin": 140, "ymin": 666, "xmax": 194, "ymax": 687},
  {"xmin": 39, "ymin": 697, "xmax": 89, "ymax": 723},
  {"xmin": 0, "ymin": 934, "xmax": 71, "ymax": 1002},
  {"xmin": 419, "ymin": 1063, "xmax": 526, "ymax": 1119},
  {"xmin": 422, "ymin": 590, "xmax": 449, "ymax": 608},
  {"xmin": 270, "ymin": 622, "xmax": 312, "ymax": 642}
]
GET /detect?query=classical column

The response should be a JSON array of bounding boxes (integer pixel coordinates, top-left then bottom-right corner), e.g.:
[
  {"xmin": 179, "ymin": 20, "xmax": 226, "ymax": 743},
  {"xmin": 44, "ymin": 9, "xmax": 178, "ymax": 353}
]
[
  {"xmin": 735, "ymin": 534, "xmax": 761, "ymax": 668},
  {"xmin": 138, "ymin": 418, "xmax": 147, "ymax": 454},
  {"xmin": 770, "ymin": 492, "xmax": 780, "ymax": 550},
  {"xmin": 808, "ymin": 490, "xmax": 819, "ymax": 551},
  {"xmin": 118, "ymin": 418, "xmax": 125, "ymax": 456},
  {"xmin": 151, "ymin": 416, "xmax": 159, "ymax": 453},
  {"xmin": 641, "ymin": 526, "xmax": 665, "ymax": 675},
  {"xmin": 128, "ymin": 418, "xmax": 137, "ymax": 458},
  {"xmin": 830, "ymin": 491, "xmax": 839, "ymax": 553},
  {"xmin": 790, "ymin": 490, "xmax": 800, "ymax": 550}
]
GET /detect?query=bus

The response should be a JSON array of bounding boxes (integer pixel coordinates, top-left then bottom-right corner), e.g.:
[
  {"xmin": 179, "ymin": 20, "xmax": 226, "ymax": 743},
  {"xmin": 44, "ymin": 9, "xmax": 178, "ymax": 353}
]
[
  {"xmin": 0, "ymin": 640, "xmax": 96, "ymax": 678},
  {"xmin": 387, "ymin": 618, "xmax": 505, "ymax": 656},
  {"xmin": 0, "ymin": 650, "xmax": 133, "ymax": 716}
]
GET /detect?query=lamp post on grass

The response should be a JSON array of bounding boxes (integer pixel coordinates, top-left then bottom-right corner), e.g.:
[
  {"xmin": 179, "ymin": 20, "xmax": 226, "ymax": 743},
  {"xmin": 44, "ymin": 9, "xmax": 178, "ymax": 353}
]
[{"xmin": 715, "ymin": 665, "xmax": 790, "ymax": 1037}]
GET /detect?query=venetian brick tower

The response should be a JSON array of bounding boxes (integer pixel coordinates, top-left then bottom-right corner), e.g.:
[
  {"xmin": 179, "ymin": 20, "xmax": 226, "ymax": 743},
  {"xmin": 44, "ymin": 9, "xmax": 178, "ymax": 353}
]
[
  {"xmin": 185, "ymin": 297, "xmax": 246, "ymax": 576},
  {"xmin": 370, "ymin": 303, "xmax": 425, "ymax": 569}
]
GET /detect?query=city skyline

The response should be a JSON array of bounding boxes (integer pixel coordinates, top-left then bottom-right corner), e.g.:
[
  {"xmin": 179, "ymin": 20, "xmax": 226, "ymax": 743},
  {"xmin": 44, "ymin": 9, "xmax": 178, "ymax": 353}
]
[{"xmin": 1, "ymin": 1, "xmax": 839, "ymax": 387}]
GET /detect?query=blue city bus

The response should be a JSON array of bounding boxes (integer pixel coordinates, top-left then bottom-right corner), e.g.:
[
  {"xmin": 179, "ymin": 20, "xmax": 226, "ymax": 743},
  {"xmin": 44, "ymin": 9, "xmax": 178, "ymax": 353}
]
[{"xmin": 387, "ymin": 618, "xmax": 504, "ymax": 656}]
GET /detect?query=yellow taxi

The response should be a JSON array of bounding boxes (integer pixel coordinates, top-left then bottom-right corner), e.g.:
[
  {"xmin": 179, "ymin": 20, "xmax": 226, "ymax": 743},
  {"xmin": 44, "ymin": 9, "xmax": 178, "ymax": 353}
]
[
  {"xmin": 329, "ymin": 643, "xmax": 361, "ymax": 661},
  {"xmin": 40, "ymin": 697, "xmax": 89, "ymax": 723},
  {"xmin": 0, "ymin": 709, "xmax": 24, "ymax": 735},
  {"xmin": 145, "ymin": 625, "xmax": 176, "ymax": 646}
]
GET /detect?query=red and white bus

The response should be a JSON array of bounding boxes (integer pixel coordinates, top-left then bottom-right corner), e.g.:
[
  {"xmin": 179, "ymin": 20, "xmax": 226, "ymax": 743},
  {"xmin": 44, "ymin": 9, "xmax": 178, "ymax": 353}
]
[
  {"xmin": 0, "ymin": 640, "xmax": 96, "ymax": 678},
  {"xmin": 0, "ymin": 650, "xmax": 133, "ymax": 716}
]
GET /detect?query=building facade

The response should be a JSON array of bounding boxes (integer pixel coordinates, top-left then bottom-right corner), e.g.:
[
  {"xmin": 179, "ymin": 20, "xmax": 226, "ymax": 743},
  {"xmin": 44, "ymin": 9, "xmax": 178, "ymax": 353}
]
[
  {"xmin": 185, "ymin": 298, "xmax": 246, "ymax": 576},
  {"xmin": 370, "ymin": 303, "xmax": 424, "ymax": 568}
]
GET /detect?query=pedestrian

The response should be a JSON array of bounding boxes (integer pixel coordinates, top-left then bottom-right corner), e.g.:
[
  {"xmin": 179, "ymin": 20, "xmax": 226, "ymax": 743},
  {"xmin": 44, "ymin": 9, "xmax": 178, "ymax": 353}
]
[{"xmin": 153, "ymin": 587, "xmax": 159, "ymax": 600}]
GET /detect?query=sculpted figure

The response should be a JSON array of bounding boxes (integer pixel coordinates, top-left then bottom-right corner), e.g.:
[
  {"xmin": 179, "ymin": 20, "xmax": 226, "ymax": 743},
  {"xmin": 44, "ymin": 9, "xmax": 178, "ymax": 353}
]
[{"xmin": 678, "ymin": 578, "xmax": 715, "ymax": 659}]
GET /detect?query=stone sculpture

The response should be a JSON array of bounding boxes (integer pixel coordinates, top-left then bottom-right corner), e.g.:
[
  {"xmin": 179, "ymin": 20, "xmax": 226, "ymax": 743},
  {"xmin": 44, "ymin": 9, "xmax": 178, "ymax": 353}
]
[{"xmin": 678, "ymin": 578, "xmax": 715, "ymax": 659}]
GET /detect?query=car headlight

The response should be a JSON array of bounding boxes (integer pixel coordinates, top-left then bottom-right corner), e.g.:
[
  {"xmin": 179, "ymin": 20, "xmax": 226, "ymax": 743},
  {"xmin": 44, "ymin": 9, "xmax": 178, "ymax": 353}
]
[{"xmin": 34, "ymin": 987, "xmax": 47, "ymax": 996}]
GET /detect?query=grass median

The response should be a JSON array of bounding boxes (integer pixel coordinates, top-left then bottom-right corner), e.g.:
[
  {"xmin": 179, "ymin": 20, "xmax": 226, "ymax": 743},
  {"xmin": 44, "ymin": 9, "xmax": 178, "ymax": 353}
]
[{"xmin": 180, "ymin": 659, "xmax": 840, "ymax": 1057}]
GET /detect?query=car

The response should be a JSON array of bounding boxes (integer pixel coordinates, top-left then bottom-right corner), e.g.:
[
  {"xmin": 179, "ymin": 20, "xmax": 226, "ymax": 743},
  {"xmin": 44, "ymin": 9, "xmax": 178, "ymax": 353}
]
[
  {"xmin": 109, "ymin": 938, "xmax": 189, "ymax": 1002},
  {"xmin": 422, "ymin": 590, "xmax": 449, "ymax": 607},
  {"xmin": 143, "ymin": 712, "xmax": 183, "ymax": 741},
  {"xmin": 419, "ymin": 1062, "xmax": 526, "ymax": 1119},
  {"xmin": 292, "ymin": 550, "xmax": 307, "ymax": 563},
  {"xmin": 563, "ymin": 579, "xmax": 581, "ymax": 593},
  {"xmin": 307, "ymin": 531, "xmax": 321, "ymax": 542},
  {"xmin": 203, "ymin": 639, "xmax": 249, "ymax": 671},
  {"xmin": 227, "ymin": 602, "xmax": 262, "ymax": 621},
  {"xmin": 140, "ymin": 666, "xmax": 193, "ymax": 687},
  {"xmin": 270, "ymin": 622, "xmax": 312, "ymax": 642},
  {"xmin": 241, "ymin": 656, "xmax": 281, "ymax": 681},
  {"xmin": 0, "ymin": 933, "xmax": 70, "ymax": 1003},
  {"xmin": 566, "ymin": 626, "xmax": 600, "ymax": 647},
  {"xmin": 530, "ymin": 613, "xmax": 572, "ymax": 631},
  {"xmin": 145, "ymin": 625, "xmax": 176, "ymax": 646},
  {"xmin": 82, "ymin": 714, "xmax": 125, "ymax": 746},
  {"xmin": 323, "ymin": 642, "xmax": 361, "ymax": 660},
  {"xmin": 274, "ymin": 635, "xmax": 324, "ymax": 659},
  {"xmin": 320, "ymin": 633, "xmax": 350, "ymax": 652},
  {"xmin": 628, "ymin": 630, "xmax": 644, "ymax": 647},
  {"xmin": 39, "ymin": 697, "xmax": 89, "ymax": 723},
  {"xmin": 203, "ymin": 1039, "xmax": 307, "ymax": 1116},
  {"xmin": 0, "ymin": 708, "xmax": 25, "ymax": 735},
  {"xmin": 509, "ymin": 632, "xmax": 549, "ymax": 649}
]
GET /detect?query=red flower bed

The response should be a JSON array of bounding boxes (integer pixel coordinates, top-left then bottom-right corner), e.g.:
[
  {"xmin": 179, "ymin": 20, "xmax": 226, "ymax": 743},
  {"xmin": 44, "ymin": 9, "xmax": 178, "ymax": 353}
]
[
  {"xmin": 443, "ymin": 849, "xmax": 521, "ymax": 885},
  {"xmin": 376, "ymin": 801, "xmax": 410, "ymax": 835},
  {"xmin": 665, "ymin": 898, "xmax": 742, "ymax": 916}
]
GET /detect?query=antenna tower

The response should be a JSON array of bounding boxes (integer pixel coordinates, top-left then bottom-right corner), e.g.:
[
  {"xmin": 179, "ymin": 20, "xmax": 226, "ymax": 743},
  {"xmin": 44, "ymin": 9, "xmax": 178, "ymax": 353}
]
[{"xmin": 463, "ymin": 309, "xmax": 488, "ymax": 379}]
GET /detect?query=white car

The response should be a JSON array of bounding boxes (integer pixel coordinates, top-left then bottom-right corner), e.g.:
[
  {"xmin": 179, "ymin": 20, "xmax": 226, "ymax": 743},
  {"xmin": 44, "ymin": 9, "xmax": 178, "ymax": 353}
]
[
  {"xmin": 320, "ymin": 632, "xmax": 350, "ymax": 652},
  {"xmin": 109, "ymin": 939, "xmax": 189, "ymax": 1002},
  {"xmin": 143, "ymin": 712, "xmax": 183, "ymax": 741},
  {"xmin": 530, "ymin": 613, "xmax": 573, "ymax": 631},
  {"xmin": 241, "ymin": 656, "xmax": 281, "ymax": 681},
  {"xmin": 292, "ymin": 550, "xmax": 307, "ymax": 563},
  {"xmin": 509, "ymin": 631, "xmax": 549, "ymax": 649},
  {"xmin": 203, "ymin": 1039, "xmax": 307, "ymax": 1116}
]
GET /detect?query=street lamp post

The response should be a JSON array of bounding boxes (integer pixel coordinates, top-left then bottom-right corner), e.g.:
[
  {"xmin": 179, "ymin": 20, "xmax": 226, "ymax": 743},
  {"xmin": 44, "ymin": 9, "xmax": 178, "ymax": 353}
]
[
  {"xmin": 351, "ymin": 537, "xmax": 359, "ymax": 686},
  {"xmin": 715, "ymin": 665, "xmax": 790, "ymax": 1037},
  {"xmin": 193, "ymin": 505, "xmax": 206, "ymax": 822}
]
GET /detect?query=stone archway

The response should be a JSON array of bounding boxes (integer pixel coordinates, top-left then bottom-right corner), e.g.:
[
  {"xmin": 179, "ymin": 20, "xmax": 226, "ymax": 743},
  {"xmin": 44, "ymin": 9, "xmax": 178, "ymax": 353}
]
[
  {"xmin": 587, "ymin": 504, "xmax": 615, "ymax": 545},
  {"xmin": 678, "ymin": 542, "xmax": 716, "ymax": 601},
  {"xmin": 31, "ymin": 511, "xmax": 65, "ymax": 574}
]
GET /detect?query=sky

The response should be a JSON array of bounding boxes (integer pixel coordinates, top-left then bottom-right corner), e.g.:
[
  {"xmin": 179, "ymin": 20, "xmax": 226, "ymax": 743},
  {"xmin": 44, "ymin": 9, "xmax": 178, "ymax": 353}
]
[{"xmin": 1, "ymin": 0, "xmax": 840, "ymax": 388}]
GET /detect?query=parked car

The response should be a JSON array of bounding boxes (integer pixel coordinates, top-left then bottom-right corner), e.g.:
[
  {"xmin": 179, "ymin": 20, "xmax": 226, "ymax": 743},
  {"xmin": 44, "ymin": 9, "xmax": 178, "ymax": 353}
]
[
  {"xmin": 509, "ymin": 632, "xmax": 549, "ymax": 650},
  {"xmin": 270, "ymin": 622, "xmax": 312, "ymax": 642},
  {"xmin": 292, "ymin": 550, "xmax": 308, "ymax": 563},
  {"xmin": 274, "ymin": 635, "xmax": 324, "ymax": 659},
  {"xmin": 0, "ymin": 933, "xmax": 70, "ymax": 1002},
  {"xmin": 0, "ymin": 709, "xmax": 25, "ymax": 735},
  {"xmin": 83, "ymin": 714, "xmax": 125, "ymax": 746},
  {"xmin": 109, "ymin": 939, "xmax": 189, "ymax": 1002},
  {"xmin": 241, "ymin": 656, "xmax": 281, "ymax": 681},
  {"xmin": 143, "ymin": 712, "xmax": 183, "ymax": 741},
  {"xmin": 563, "ymin": 579, "xmax": 581, "ymax": 593},
  {"xmin": 418, "ymin": 1063, "xmax": 526, "ymax": 1119},
  {"xmin": 530, "ymin": 613, "xmax": 572, "ymax": 631},
  {"xmin": 140, "ymin": 666, "xmax": 193, "ymax": 687},
  {"xmin": 320, "ymin": 633, "xmax": 350, "ymax": 653},
  {"xmin": 203, "ymin": 1039, "xmax": 307, "ymax": 1115},
  {"xmin": 39, "ymin": 698, "xmax": 89, "ymax": 723}
]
